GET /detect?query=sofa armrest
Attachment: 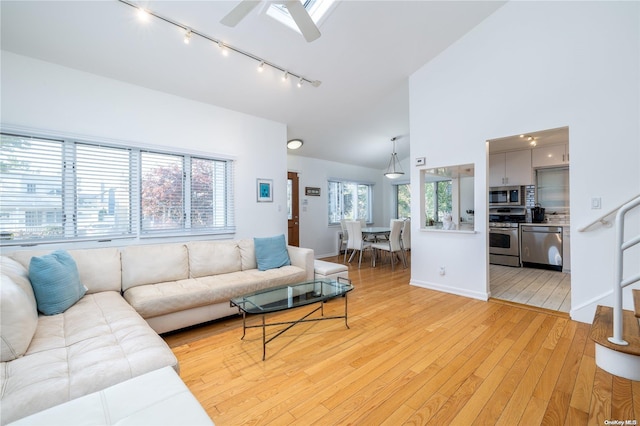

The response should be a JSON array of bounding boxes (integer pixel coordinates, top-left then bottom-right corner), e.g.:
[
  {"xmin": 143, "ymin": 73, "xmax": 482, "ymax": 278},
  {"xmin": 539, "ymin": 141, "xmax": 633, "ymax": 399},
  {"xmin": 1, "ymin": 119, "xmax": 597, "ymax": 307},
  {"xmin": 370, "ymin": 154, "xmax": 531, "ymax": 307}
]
[{"xmin": 287, "ymin": 246, "xmax": 314, "ymax": 281}]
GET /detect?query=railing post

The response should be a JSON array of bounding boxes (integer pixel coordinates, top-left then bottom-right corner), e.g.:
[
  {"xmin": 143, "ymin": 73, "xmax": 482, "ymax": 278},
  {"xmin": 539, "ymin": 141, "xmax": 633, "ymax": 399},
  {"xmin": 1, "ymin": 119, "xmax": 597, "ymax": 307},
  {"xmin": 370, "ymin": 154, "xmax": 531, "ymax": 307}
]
[{"xmin": 607, "ymin": 200, "xmax": 637, "ymax": 346}]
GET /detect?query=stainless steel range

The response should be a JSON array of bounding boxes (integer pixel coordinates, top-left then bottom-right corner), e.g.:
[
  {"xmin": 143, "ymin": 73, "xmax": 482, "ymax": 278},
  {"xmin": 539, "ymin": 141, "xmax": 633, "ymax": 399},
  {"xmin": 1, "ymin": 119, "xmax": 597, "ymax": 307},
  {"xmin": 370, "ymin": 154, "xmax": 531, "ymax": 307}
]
[{"xmin": 489, "ymin": 206, "xmax": 526, "ymax": 267}]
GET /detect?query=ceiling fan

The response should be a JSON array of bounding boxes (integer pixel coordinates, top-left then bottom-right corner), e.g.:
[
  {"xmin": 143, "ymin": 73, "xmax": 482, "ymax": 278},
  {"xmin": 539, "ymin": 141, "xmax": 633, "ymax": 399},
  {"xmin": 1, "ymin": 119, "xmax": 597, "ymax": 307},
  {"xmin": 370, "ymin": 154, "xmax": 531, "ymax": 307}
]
[{"xmin": 220, "ymin": 0, "xmax": 321, "ymax": 43}]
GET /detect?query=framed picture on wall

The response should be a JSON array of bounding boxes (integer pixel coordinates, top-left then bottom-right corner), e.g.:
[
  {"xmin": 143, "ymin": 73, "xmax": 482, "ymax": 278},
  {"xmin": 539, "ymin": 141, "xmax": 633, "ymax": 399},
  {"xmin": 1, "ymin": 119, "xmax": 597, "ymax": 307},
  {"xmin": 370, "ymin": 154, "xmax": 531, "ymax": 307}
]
[{"xmin": 257, "ymin": 178, "xmax": 273, "ymax": 202}]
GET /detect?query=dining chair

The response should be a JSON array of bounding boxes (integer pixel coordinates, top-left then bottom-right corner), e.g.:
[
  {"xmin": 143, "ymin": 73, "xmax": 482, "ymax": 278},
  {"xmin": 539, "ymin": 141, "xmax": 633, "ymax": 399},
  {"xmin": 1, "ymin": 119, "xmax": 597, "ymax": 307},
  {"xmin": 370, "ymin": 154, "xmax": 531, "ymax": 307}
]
[
  {"xmin": 401, "ymin": 218, "xmax": 411, "ymax": 261},
  {"xmin": 345, "ymin": 220, "xmax": 373, "ymax": 268},
  {"xmin": 340, "ymin": 219, "xmax": 349, "ymax": 259},
  {"xmin": 371, "ymin": 219, "xmax": 406, "ymax": 270}
]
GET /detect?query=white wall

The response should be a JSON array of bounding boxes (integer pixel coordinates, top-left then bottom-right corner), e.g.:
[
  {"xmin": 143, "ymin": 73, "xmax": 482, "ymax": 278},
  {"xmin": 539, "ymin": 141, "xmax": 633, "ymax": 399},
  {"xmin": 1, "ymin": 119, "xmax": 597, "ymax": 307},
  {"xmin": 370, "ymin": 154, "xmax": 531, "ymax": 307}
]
[
  {"xmin": 287, "ymin": 155, "xmax": 386, "ymax": 258},
  {"xmin": 1, "ymin": 52, "xmax": 289, "ymax": 248},
  {"xmin": 409, "ymin": 1, "xmax": 640, "ymax": 322}
]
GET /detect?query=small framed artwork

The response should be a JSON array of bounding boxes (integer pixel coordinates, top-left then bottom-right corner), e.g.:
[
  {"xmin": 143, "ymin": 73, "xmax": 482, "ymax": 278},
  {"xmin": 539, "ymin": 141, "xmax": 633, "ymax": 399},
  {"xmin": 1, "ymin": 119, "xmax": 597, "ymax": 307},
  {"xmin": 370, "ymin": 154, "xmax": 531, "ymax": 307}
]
[
  {"xmin": 305, "ymin": 187, "xmax": 321, "ymax": 196},
  {"xmin": 257, "ymin": 178, "xmax": 273, "ymax": 202}
]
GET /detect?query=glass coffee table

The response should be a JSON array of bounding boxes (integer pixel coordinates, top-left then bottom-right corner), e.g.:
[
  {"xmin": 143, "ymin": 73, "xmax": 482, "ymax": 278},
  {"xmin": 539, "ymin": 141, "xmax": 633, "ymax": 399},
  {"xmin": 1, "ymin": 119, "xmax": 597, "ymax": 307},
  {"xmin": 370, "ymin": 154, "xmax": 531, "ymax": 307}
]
[{"xmin": 230, "ymin": 277, "xmax": 353, "ymax": 360}]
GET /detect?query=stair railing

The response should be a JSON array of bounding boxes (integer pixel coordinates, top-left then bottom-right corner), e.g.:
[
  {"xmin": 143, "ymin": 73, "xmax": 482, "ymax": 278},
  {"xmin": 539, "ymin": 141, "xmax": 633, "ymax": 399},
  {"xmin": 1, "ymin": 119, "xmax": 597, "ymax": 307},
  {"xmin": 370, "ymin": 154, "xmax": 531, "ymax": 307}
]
[
  {"xmin": 578, "ymin": 194, "xmax": 640, "ymax": 232},
  {"xmin": 609, "ymin": 194, "xmax": 640, "ymax": 346}
]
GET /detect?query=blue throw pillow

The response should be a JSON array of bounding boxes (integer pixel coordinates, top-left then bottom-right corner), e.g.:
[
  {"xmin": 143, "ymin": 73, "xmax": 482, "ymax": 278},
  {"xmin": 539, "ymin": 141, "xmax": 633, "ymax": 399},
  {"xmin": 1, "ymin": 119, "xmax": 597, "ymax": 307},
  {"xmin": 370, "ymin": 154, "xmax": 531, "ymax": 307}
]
[
  {"xmin": 29, "ymin": 250, "xmax": 87, "ymax": 315},
  {"xmin": 254, "ymin": 235, "xmax": 291, "ymax": 271}
]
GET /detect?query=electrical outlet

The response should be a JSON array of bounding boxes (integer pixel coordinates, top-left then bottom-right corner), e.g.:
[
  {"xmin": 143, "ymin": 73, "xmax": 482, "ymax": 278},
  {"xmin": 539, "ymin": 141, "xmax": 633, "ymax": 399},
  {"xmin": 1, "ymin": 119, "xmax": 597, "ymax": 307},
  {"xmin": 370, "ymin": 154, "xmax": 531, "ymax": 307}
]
[{"xmin": 439, "ymin": 266, "xmax": 446, "ymax": 276}]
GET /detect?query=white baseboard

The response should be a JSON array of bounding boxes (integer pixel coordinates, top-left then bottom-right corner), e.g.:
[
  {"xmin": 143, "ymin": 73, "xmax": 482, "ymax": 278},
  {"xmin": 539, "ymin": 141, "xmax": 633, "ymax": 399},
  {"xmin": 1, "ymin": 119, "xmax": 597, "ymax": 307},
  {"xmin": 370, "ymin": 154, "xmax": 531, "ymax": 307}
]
[{"xmin": 410, "ymin": 279, "xmax": 489, "ymax": 301}]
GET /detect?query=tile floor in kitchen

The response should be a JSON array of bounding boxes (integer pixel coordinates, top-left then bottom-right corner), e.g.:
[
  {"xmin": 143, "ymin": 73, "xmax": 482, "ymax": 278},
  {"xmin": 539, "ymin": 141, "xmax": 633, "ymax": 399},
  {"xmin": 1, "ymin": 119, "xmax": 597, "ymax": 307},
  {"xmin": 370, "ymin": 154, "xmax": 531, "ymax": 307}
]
[{"xmin": 489, "ymin": 264, "xmax": 571, "ymax": 313}]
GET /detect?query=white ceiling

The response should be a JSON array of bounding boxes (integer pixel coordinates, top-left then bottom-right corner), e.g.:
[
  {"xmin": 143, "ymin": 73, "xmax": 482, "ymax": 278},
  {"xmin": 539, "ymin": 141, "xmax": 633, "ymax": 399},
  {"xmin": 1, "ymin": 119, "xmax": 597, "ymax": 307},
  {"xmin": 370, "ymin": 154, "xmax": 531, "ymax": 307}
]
[{"xmin": 0, "ymin": 0, "xmax": 506, "ymax": 169}]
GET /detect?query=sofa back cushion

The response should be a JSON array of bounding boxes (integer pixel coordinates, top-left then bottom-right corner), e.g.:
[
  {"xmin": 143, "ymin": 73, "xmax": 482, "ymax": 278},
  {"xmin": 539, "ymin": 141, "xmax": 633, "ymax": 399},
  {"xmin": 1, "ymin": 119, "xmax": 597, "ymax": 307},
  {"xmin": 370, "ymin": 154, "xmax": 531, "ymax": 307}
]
[
  {"xmin": 121, "ymin": 243, "xmax": 189, "ymax": 291},
  {"xmin": 1, "ymin": 256, "xmax": 37, "ymax": 310},
  {"xmin": 187, "ymin": 241, "xmax": 242, "ymax": 278},
  {"xmin": 238, "ymin": 239, "xmax": 257, "ymax": 270},
  {"xmin": 67, "ymin": 248, "xmax": 122, "ymax": 293},
  {"xmin": 10, "ymin": 248, "xmax": 122, "ymax": 294},
  {"xmin": 1, "ymin": 274, "xmax": 38, "ymax": 361}
]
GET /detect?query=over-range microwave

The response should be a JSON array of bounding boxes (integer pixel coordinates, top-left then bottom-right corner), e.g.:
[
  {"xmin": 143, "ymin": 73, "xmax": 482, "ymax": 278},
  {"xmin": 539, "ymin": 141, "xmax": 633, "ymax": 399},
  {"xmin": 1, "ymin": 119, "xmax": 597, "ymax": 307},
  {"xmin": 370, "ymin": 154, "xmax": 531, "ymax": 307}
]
[{"xmin": 489, "ymin": 185, "xmax": 524, "ymax": 206}]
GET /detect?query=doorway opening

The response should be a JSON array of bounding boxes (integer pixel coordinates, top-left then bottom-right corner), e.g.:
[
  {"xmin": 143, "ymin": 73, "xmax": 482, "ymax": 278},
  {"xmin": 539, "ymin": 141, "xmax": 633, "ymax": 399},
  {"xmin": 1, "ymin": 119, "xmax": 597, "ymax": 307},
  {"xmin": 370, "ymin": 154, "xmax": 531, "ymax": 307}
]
[
  {"xmin": 287, "ymin": 171, "xmax": 300, "ymax": 246},
  {"xmin": 487, "ymin": 127, "xmax": 571, "ymax": 313}
]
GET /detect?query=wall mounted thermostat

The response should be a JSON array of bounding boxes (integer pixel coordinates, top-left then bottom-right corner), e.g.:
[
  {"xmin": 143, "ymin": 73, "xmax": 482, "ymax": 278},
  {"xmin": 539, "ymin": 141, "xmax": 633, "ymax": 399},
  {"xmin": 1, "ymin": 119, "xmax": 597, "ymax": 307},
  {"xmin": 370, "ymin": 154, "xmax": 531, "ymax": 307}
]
[{"xmin": 415, "ymin": 157, "xmax": 426, "ymax": 166}]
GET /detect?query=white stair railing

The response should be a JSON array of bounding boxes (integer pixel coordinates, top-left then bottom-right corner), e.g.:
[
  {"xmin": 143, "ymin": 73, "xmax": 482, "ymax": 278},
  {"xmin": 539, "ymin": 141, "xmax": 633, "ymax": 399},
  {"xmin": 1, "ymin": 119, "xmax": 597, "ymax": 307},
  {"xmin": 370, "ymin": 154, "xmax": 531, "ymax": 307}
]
[{"xmin": 609, "ymin": 195, "xmax": 640, "ymax": 346}]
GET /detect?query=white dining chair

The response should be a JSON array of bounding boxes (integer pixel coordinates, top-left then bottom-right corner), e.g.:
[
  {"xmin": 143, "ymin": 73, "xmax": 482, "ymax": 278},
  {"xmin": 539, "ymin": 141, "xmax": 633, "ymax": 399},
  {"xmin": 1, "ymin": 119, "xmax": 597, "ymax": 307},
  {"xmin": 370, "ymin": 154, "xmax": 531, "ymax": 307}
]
[
  {"xmin": 340, "ymin": 219, "xmax": 349, "ymax": 259},
  {"xmin": 371, "ymin": 219, "xmax": 406, "ymax": 270},
  {"xmin": 401, "ymin": 218, "xmax": 411, "ymax": 261},
  {"xmin": 345, "ymin": 220, "xmax": 373, "ymax": 268}
]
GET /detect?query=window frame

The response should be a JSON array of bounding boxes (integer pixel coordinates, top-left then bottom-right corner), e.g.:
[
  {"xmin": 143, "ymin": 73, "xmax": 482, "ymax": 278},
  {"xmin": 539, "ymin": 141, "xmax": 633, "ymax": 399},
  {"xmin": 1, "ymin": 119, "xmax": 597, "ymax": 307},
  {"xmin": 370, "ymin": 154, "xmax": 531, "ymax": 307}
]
[
  {"xmin": 327, "ymin": 179, "xmax": 373, "ymax": 226},
  {"xmin": 394, "ymin": 182, "xmax": 411, "ymax": 220},
  {"xmin": 0, "ymin": 129, "xmax": 235, "ymax": 246}
]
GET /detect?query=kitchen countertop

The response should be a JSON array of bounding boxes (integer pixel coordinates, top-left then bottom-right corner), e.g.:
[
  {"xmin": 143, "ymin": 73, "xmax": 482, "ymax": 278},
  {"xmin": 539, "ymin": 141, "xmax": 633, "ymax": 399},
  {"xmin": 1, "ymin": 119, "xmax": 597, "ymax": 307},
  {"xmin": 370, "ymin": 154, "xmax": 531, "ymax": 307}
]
[{"xmin": 521, "ymin": 221, "xmax": 570, "ymax": 227}]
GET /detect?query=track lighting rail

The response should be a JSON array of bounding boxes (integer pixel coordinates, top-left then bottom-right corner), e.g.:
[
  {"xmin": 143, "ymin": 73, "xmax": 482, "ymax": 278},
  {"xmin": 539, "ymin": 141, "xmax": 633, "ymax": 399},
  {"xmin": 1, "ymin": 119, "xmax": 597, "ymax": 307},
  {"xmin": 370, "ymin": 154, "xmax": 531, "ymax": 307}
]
[{"xmin": 118, "ymin": 0, "xmax": 322, "ymax": 87}]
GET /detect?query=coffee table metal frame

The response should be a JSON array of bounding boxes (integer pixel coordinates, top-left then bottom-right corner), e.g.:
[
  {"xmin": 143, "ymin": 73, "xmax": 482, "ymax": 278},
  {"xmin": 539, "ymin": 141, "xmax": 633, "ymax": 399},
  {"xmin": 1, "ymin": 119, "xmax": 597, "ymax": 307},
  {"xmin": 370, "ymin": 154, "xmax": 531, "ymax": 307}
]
[{"xmin": 230, "ymin": 277, "xmax": 353, "ymax": 360}]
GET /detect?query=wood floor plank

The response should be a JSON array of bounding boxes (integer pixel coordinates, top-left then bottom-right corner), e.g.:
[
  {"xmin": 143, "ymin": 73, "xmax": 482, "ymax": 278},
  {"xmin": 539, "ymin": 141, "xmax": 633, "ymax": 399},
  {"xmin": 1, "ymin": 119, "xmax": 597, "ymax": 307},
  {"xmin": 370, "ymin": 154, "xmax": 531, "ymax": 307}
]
[{"xmin": 163, "ymin": 253, "xmax": 632, "ymax": 425}]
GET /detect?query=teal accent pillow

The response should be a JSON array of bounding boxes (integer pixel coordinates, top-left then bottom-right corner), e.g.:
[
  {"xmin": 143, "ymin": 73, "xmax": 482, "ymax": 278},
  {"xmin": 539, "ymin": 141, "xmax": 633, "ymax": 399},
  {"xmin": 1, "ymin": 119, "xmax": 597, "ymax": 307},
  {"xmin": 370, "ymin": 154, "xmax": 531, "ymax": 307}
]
[
  {"xmin": 29, "ymin": 250, "xmax": 87, "ymax": 315},
  {"xmin": 254, "ymin": 235, "xmax": 291, "ymax": 271}
]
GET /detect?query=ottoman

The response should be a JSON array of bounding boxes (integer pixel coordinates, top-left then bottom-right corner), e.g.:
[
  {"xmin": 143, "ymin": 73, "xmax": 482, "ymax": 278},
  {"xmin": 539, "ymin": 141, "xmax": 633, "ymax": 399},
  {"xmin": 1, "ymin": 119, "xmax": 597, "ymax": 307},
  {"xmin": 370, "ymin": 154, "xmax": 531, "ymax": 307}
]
[{"xmin": 314, "ymin": 259, "xmax": 349, "ymax": 280}]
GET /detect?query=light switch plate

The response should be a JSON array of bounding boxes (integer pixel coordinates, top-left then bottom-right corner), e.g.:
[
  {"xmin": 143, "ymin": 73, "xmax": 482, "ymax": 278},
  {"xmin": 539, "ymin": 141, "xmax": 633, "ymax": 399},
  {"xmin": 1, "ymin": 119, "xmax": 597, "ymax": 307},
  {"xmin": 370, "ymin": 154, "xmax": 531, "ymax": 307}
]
[{"xmin": 591, "ymin": 197, "xmax": 601, "ymax": 209}]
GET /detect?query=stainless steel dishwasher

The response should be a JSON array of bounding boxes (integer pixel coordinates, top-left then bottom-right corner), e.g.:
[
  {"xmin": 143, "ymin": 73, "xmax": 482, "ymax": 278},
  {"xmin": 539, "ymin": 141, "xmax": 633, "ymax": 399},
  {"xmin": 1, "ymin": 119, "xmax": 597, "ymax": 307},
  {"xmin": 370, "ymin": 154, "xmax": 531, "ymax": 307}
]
[{"xmin": 520, "ymin": 225, "xmax": 563, "ymax": 271}]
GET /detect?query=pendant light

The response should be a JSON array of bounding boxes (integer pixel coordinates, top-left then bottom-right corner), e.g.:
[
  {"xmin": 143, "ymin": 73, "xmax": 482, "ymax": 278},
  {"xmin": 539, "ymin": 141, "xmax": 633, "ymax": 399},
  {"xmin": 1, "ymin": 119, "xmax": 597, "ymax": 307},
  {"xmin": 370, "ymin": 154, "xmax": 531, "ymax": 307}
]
[{"xmin": 384, "ymin": 137, "xmax": 404, "ymax": 179}]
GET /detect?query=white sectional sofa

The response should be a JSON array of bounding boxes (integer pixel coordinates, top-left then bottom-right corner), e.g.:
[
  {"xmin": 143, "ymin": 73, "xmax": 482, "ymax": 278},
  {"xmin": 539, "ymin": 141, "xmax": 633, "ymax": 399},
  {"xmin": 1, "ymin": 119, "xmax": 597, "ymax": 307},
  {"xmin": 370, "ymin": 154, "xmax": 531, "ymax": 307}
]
[{"xmin": 0, "ymin": 238, "xmax": 314, "ymax": 425}]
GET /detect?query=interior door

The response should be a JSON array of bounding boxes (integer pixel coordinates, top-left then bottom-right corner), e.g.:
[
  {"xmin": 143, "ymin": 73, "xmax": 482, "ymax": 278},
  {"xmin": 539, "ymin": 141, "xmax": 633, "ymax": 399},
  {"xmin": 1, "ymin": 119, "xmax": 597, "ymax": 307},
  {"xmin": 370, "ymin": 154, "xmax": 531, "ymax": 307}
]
[{"xmin": 287, "ymin": 171, "xmax": 300, "ymax": 246}]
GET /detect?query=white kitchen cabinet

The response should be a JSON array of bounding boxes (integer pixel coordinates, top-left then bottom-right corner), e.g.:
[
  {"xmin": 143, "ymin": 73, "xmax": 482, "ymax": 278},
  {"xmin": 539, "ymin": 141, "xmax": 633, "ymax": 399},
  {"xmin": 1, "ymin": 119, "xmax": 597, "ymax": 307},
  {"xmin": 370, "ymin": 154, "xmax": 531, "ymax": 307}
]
[
  {"xmin": 489, "ymin": 150, "xmax": 532, "ymax": 186},
  {"xmin": 562, "ymin": 227, "xmax": 571, "ymax": 273},
  {"xmin": 532, "ymin": 144, "xmax": 569, "ymax": 168}
]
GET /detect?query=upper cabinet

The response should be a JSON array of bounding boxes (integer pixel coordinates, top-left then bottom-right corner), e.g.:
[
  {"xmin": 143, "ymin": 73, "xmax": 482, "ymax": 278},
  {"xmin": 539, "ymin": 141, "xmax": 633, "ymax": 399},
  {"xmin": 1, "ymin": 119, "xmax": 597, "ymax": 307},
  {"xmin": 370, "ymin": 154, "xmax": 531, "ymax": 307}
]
[
  {"xmin": 489, "ymin": 150, "xmax": 533, "ymax": 187},
  {"xmin": 532, "ymin": 144, "xmax": 569, "ymax": 168}
]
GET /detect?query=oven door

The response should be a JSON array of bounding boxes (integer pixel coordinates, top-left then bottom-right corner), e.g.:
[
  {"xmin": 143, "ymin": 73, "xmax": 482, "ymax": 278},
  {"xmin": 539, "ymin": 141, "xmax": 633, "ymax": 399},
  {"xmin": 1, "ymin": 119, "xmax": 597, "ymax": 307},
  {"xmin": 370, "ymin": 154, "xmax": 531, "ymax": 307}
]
[{"xmin": 489, "ymin": 228, "xmax": 519, "ymax": 256}]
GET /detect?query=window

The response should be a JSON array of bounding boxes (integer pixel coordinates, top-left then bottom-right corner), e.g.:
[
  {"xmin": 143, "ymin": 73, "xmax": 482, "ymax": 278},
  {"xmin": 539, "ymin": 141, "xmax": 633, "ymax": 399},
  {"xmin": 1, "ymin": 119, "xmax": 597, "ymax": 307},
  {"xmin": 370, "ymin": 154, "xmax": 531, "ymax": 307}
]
[
  {"xmin": 267, "ymin": 0, "xmax": 336, "ymax": 33},
  {"xmin": 424, "ymin": 180, "xmax": 452, "ymax": 225},
  {"xmin": 327, "ymin": 180, "xmax": 372, "ymax": 225},
  {"xmin": 0, "ymin": 132, "xmax": 235, "ymax": 244},
  {"xmin": 395, "ymin": 183, "xmax": 411, "ymax": 219}
]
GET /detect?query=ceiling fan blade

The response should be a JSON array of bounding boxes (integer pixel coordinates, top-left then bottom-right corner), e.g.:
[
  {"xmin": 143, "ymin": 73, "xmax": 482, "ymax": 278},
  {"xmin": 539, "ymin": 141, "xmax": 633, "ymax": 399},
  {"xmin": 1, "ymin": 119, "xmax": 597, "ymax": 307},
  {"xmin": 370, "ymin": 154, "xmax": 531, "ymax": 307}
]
[
  {"xmin": 284, "ymin": 0, "xmax": 321, "ymax": 42},
  {"xmin": 220, "ymin": 0, "xmax": 261, "ymax": 27}
]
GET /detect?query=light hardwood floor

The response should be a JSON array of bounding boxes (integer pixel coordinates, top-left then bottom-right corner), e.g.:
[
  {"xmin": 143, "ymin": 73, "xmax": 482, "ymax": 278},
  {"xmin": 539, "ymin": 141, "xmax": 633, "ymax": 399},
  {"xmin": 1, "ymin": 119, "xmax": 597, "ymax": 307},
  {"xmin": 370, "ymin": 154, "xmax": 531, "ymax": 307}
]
[
  {"xmin": 164, "ymin": 253, "xmax": 638, "ymax": 425},
  {"xmin": 490, "ymin": 264, "xmax": 571, "ymax": 313}
]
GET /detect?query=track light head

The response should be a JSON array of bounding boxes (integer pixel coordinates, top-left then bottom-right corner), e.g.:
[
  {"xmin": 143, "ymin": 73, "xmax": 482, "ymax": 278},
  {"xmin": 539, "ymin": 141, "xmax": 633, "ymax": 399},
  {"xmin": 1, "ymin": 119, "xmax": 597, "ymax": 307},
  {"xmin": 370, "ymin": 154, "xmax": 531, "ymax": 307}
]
[
  {"xmin": 184, "ymin": 29, "xmax": 192, "ymax": 44},
  {"xmin": 297, "ymin": 78, "xmax": 303, "ymax": 88},
  {"xmin": 257, "ymin": 61, "xmax": 265, "ymax": 72},
  {"xmin": 282, "ymin": 71, "xmax": 289, "ymax": 81},
  {"xmin": 218, "ymin": 41, "xmax": 228, "ymax": 56}
]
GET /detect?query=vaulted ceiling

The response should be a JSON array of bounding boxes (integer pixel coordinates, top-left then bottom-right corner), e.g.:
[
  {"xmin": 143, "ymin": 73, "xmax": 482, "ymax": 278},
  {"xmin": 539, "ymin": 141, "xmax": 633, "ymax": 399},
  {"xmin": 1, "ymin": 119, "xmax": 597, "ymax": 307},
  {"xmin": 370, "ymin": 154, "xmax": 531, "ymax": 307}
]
[{"xmin": 0, "ymin": 1, "xmax": 505, "ymax": 169}]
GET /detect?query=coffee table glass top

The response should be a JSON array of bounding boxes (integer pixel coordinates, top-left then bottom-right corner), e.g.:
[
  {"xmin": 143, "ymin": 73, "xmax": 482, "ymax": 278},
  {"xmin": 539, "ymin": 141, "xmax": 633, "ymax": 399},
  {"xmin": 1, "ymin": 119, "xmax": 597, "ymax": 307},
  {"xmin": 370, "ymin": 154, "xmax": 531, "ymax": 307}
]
[{"xmin": 230, "ymin": 279, "xmax": 353, "ymax": 314}]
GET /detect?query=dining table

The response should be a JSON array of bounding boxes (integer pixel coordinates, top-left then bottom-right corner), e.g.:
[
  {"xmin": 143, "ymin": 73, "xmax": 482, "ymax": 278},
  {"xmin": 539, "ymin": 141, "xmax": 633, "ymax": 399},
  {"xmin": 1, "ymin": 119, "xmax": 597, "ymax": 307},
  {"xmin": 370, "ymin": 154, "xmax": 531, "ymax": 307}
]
[{"xmin": 361, "ymin": 226, "xmax": 391, "ymax": 240}]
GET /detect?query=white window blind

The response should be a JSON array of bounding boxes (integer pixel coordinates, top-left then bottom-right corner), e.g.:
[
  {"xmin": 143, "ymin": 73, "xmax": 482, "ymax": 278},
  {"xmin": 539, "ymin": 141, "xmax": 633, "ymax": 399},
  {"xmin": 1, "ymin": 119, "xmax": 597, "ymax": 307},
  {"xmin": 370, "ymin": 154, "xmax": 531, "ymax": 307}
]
[
  {"xmin": 1, "ymin": 131, "xmax": 235, "ymax": 245},
  {"xmin": 75, "ymin": 143, "xmax": 132, "ymax": 239},
  {"xmin": 0, "ymin": 134, "xmax": 64, "ymax": 241}
]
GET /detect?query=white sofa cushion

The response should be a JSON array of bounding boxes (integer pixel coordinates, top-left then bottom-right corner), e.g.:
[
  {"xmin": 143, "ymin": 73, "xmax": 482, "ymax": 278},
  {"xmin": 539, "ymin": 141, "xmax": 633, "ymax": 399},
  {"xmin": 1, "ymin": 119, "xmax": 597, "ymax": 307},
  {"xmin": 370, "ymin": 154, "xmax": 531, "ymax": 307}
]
[
  {"xmin": 67, "ymin": 248, "xmax": 122, "ymax": 293},
  {"xmin": 7, "ymin": 367, "xmax": 213, "ymax": 426},
  {"xmin": 10, "ymin": 248, "xmax": 122, "ymax": 294},
  {"xmin": 0, "ymin": 275, "xmax": 38, "ymax": 362},
  {"xmin": 0, "ymin": 291, "xmax": 178, "ymax": 425},
  {"xmin": 187, "ymin": 240, "xmax": 242, "ymax": 278},
  {"xmin": 238, "ymin": 239, "xmax": 257, "ymax": 270},
  {"xmin": 0, "ymin": 257, "xmax": 36, "ymax": 309},
  {"xmin": 121, "ymin": 243, "xmax": 189, "ymax": 291}
]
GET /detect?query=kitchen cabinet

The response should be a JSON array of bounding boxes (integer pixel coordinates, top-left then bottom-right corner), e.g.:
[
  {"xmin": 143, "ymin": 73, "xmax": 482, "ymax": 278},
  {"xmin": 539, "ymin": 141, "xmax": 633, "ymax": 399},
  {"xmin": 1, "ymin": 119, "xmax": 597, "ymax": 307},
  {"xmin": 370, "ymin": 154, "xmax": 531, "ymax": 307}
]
[
  {"xmin": 532, "ymin": 144, "xmax": 569, "ymax": 168},
  {"xmin": 562, "ymin": 227, "xmax": 571, "ymax": 273},
  {"xmin": 489, "ymin": 150, "xmax": 532, "ymax": 187}
]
